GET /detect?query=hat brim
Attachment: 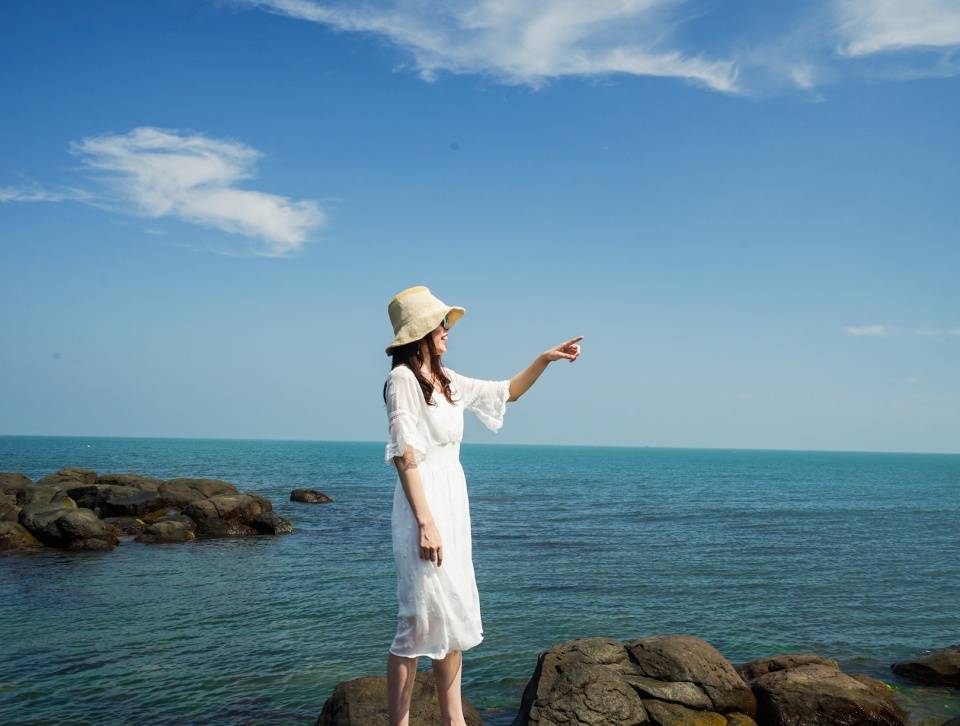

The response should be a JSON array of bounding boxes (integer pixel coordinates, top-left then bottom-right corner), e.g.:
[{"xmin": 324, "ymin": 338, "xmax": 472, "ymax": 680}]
[{"xmin": 385, "ymin": 305, "xmax": 465, "ymax": 355}]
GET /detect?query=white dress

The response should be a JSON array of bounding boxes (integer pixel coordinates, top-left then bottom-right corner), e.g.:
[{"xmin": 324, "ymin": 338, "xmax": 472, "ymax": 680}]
[{"xmin": 383, "ymin": 364, "xmax": 511, "ymax": 659}]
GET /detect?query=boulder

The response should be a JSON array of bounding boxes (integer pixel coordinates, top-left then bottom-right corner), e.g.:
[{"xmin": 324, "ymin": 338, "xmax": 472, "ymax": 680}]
[
  {"xmin": 96, "ymin": 472, "xmax": 164, "ymax": 491},
  {"xmin": 183, "ymin": 493, "xmax": 271, "ymax": 524},
  {"xmin": 891, "ymin": 645, "xmax": 960, "ymax": 687},
  {"xmin": 0, "ymin": 472, "xmax": 33, "ymax": 491},
  {"xmin": 0, "ymin": 491, "xmax": 20, "ymax": 522},
  {"xmin": 102, "ymin": 516, "xmax": 147, "ymax": 535},
  {"xmin": 739, "ymin": 657, "xmax": 907, "ymax": 726},
  {"xmin": 195, "ymin": 517, "xmax": 259, "ymax": 538},
  {"xmin": 512, "ymin": 635, "xmax": 756, "ymax": 726},
  {"xmin": 158, "ymin": 478, "xmax": 239, "ymax": 508},
  {"xmin": 135, "ymin": 519, "xmax": 196, "ymax": 544},
  {"xmin": 0, "ymin": 521, "xmax": 45, "ymax": 552},
  {"xmin": 19, "ymin": 506, "xmax": 119, "ymax": 551},
  {"xmin": 252, "ymin": 511, "xmax": 294, "ymax": 535},
  {"xmin": 317, "ymin": 668, "xmax": 483, "ymax": 725},
  {"xmin": 291, "ymin": 489, "xmax": 333, "ymax": 503},
  {"xmin": 36, "ymin": 467, "xmax": 97, "ymax": 487}
]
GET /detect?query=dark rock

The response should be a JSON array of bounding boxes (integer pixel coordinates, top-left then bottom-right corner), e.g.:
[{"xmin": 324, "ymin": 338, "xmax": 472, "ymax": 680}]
[
  {"xmin": 643, "ymin": 698, "xmax": 728, "ymax": 724},
  {"xmin": 23, "ymin": 485, "xmax": 77, "ymax": 510},
  {"xmin": 135, "ymin": 519, "xmax": 196, "ymax": 544},
  {"xmin": 96, "ymin": 472, "xmax": 164, "ymax": 491},
  {"xmin": 102, "ymin": 516, "xmax": 147, "ymax": 535},
  {"xmin": 19, "ymin": 506, "xmax": 119, "ymax": 551},
  {"xmin": 291, "ymin": 489, "xmax": 333, "ymax": 503},
  {"xmin": 159, "ymin": 478, "xmax": 239, "ymax": 508},
  {"xmin": 252, "ymin": 511, "xmax": 294, "ymax": 535},
  {"xmin": 0, "ymin": 492, "xmax": 19, "ymax": 522},
  {"xmin": 891, "ymin": 644, "xmax": 960, "ymax": 687},
  {"xmin": 36, "ymin": 467, "xmax": 97, "ymax": 487},
  {"xmin": 0, "ymin": 472, "xmax": 33, "ymax": 491},
  {"xmin": 747, "ymin": 661, "xmax": 907, "ymax": 725},
  {"xmin": 316, "ymin": 668, "xmax": 483, "ymax": 725},
  {"xmin": 0, "ymin": 521, "xmax": 45, "ymax": 551},
  {"xmin": 184, "ymin": 493, "xmax": 271, "ymax": 524},
  {"xmin": 195, "ymin": 517, "xmax": 258, "ymax": 538}
]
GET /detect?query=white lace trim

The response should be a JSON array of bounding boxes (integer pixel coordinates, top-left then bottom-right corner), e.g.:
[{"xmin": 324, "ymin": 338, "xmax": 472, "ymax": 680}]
[
  {"xmin": 384, "ymin": 410, "xmax": 429, "ymax": 465},
  {"xmin": 471, "ymin": 379, "xmax": 510, "ymax": 433}
]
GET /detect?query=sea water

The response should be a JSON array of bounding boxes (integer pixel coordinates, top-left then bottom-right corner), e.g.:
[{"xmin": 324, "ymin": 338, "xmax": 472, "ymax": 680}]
[{"xmin": 1, "ymin": 436, "xmax": 958, "ymax": 724}]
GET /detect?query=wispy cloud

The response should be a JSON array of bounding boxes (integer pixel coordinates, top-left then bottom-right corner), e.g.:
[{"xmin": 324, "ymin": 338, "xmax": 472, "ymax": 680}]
[
  {"xmin": 0, "ymin": 186, "xmax": 84, "ymax": 203},
  {"xmin": 245, "ymin": 0, "xmax": 739, "ymax": 92},
  {"xmin": 67, "ymin": 127, "xmax": 325, "ymax": 256},
  {"xmin": 916, "ymin": 327, "xmax": 960, "ymax": 337},
  {"xmin": 241, "ymin": 0, "xmax": 960, "ymax": 92},
  {"xmin": 834, "ymin": 0, "xmax": 960, "ymax": 57},
  {"xmin": 844, "ymin": 324, "xmax": 888, "ymax": 336}
]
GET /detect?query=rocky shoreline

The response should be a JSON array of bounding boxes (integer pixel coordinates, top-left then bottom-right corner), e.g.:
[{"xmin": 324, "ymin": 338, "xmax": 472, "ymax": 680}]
[
  {"xmin": 0, "ymin": 467, "xmax": 317, "ymax": 551},
  {"xmin": 321, "ymin": 636, "xmax": 960, "ymax": 725}
]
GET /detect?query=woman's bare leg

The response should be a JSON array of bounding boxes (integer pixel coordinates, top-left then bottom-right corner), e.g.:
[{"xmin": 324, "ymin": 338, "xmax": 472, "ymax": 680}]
[
  {"xmin": 387, "ymin": 651, "xmax": 420, "ymax": 726},
  {"xmin": 431, "ymin": 649, "xmax": 467, "ymax": 726}
]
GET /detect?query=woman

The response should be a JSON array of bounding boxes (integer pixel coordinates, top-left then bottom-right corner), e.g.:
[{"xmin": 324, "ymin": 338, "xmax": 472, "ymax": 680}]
[{"xmin": 382, "ymin": 285, "xmax": 582, "ymax": 726}]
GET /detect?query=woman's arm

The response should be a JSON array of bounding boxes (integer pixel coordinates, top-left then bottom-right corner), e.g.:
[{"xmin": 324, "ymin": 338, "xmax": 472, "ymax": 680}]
[
  {"xmin": 508, "ymin": 335, "xmax": 583, "ymax": 402},
  {"xmin": 393, "ymin": 451, "xmax": 444, "ymax": 567}
]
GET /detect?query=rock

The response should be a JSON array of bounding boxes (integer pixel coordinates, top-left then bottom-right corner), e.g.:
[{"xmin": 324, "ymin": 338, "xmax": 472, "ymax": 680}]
[
  {"xmin": 158, "ymin": 478, "xmax": 239, "ymax": 508},
  {"xmin": 96, "ymin": 472, "xmax": 164, "ymax": 491},
  {"xmin": 735, "ymin": 653, "xmax": 838, "ymax": 681},
  {"xmin": 195, "ymin": 517, "xmax": 259, "ymax": 538},
  {"xmin": 252, "ymin": 511, "xmax": 294, "ymax": 535},
  {"xmin": 0, "ymin": 521, "xmax": 45, "ymax": 551},
  {"xmin": 0, "ymin": 472, "xmax": 33, "ymax": 491},
  {"xmin": 135, "ymin": 519, "xmax": 196, "ymax": 544},
  {"xmin": 23, "ymin": 485, "xmax": 77, "ymax": 510},
  {"xmin": 184, "ymin": 493, "xmax": 271, "ymax": 524},
  {"xmin": 291, "ymin": 489, "xmax": 333, "ymax": 503},
  {"xmin": 625, "ymin": 635, "xmax": 757, "ymax": 715},
  {"xmin": 891, "ymin": 645, "xmax": 960, "ymax": 687},
  {"xmin": 36, "ymin": 467, "xmax": 97, "ymax": 487},
  {"xmin": 0, "ymin": 492, "xmax": 20, "ymax": 522},
  {"xmin": 513, "ymin": 635, "xmax": 755, "ymax": 726},
  {"xmin": 745, "ymin": 661, "xmax": 907, "ymax": 725},
  {"xmin": 102, "ymin": 516, "xmax": 147, "ymax": 535},
  {"xmin": 19, "ymin": 506, "xmax": 119, "ymax": 551},
  {"xmin": 317, "ymin": 668, "xmax": 483, "ymax": 725}
]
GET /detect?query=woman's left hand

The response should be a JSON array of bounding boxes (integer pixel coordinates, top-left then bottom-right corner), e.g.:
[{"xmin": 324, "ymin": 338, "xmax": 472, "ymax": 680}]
[{"xmin": 542, "ymin": 336, "xmax": 583, "ymax": 363}]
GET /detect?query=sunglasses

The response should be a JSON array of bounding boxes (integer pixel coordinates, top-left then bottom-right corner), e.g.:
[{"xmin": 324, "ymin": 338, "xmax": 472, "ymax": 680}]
[{"xmin": 439, "ymin": 315, "xmax": 450, "ymax": 331}]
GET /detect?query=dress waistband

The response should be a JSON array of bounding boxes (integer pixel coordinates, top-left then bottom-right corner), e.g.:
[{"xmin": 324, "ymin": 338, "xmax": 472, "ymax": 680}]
[{"xmin": 418, "ymin": 440, "xmax": 461, "ymax": 468}]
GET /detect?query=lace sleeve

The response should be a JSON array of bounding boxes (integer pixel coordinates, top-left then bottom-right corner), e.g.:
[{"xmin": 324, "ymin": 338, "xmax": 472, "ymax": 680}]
[
  {"xmin": 384, "ymin": 369, "xmax": 429, "ymax": 466},
  {"xmin": 450, "ymin": 369, "xmax": 511, "ymax": 433}
]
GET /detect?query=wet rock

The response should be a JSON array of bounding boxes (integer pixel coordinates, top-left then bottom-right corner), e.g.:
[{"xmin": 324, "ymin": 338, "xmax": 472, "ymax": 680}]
[
  {"xmin": 252, "ymin": 511, "xmax": 294, "ymax": 534},
  {"xmin": 0, "ymin": 521, "xmax": 45, "ymax": 552},
  {"xmin": 317, "ymin": 668, "xmax": 483, "ymax": 725},
  {"xmin": 159, "ymin": 478, "xmax": 239, "ymax": 508},
  {"xmin": 195, "ymin": 517, "xmax": 259, "ymax": 538},
  {"xmin": 735, "ymin": 653, "xmax": 838, "ymax": 682},
  {"xmin": 0, "ymin": 472, "xmax": 33, "ymax": 490},
  {"xmin": 891, "ymin": 645, "xmax": 960, "ymax": 687},
  {"xmin": 291, "ymin": 489, "xmax": 333, "ymax": 503},
  {"xmin": 135, "ymin": 519, "xmax": 196, "ymax": 544},
  {"xmin": 102, "ymin": 515, "xmax": 147, "ymax": 535}
]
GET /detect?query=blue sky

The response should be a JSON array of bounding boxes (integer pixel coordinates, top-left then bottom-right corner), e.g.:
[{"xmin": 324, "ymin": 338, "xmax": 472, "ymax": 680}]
[{"xmin": 2, "ymin": 0, "xmax": 958, "ymax": 453}]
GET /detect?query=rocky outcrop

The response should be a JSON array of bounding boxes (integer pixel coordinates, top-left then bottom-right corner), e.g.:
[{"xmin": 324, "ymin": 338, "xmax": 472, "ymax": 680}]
[
  {"xmin": 0, "ymin": 468, "xmax": 294, "ymax": 553},
  {"xmin": 736, "ymin": 654, "xmax": 907, "ymax": 726},
  {"xmin": 507, "ymin": 635, "xmax": 911, "ymax": 726},
  {"xmin": 891, "ymin": 645, "xmax": 960, "ymax": 688},
  {"xmin": 317, "ymin": 669, "xmax": 484, "ymax": 726},
  {"xmin": 511, "ymin": 635, "xmax": 758, "ymax": 726},
  {"xmin": 291, "ymin": 488, "xmax": 333, "ymax": 503}
]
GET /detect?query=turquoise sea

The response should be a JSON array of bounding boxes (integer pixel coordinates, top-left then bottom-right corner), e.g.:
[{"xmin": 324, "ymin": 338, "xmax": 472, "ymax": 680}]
[{"xmin": 1, "ymin": 436, "xmax": 958, "ymax": 725}]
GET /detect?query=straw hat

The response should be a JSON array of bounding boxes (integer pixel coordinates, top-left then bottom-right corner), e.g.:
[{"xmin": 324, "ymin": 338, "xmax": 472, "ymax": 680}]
[{"xmin": 385, "ymin": 285, "xmax": 465, "ymax": 356}]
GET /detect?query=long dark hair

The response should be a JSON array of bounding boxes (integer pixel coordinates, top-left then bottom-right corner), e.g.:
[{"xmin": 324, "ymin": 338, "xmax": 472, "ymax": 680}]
[{"xmin": 382, "ymin": 332, "xmax": 458, "ymax": 407}]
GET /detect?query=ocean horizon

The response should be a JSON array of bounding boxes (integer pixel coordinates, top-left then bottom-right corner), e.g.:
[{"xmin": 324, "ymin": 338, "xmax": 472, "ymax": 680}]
[{"xmin": 2, "ymin": 435, "xmax": 959, "ymax": 724}]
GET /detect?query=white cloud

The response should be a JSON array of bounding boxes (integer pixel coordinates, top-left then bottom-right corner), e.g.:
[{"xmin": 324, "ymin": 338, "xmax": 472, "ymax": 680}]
[
  {"xmin": 67, "ymin": 127, "xmax": 324, "ymax": 256},
  {"xmin": 246, "ymin": 0, "xmax": 739, "ymax": 92},
  {"xmin": 916, "ymin": 327, "xmax": 960, "ymax": 337},
  {"xmin": 835, "ymin": 0, "xmax": 960, "ymax": 56},
  {"xmin": 844, "ymin": 324, "xmax": 888, "ymax": 336},
  {"xmin": 0, "ymin": 186, "xmax": 77, "ymax": 203}
]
